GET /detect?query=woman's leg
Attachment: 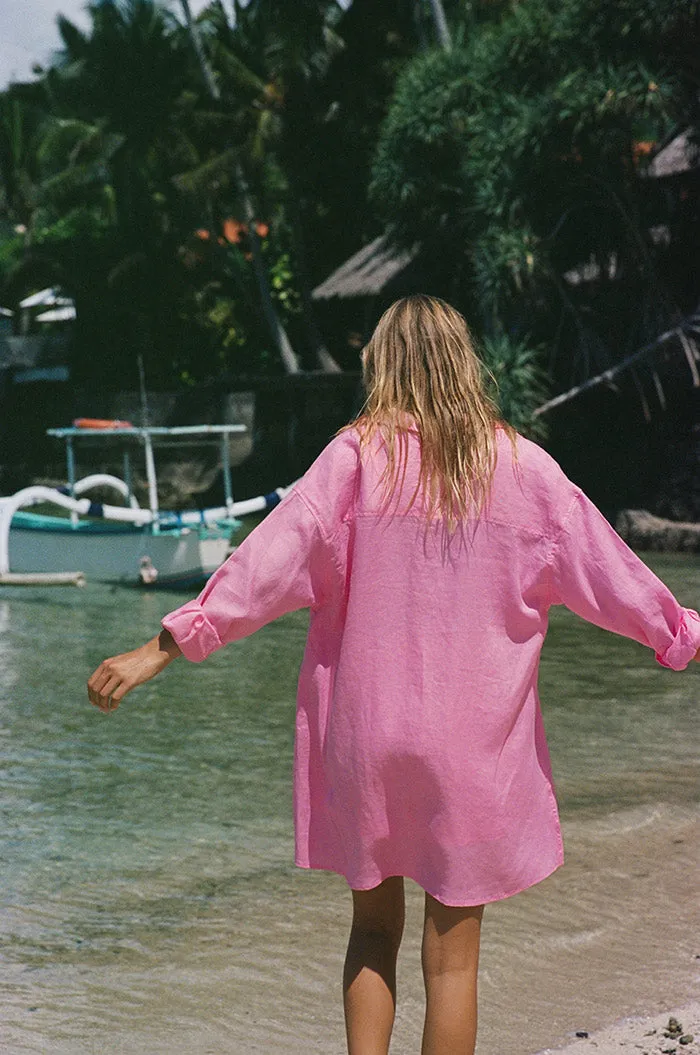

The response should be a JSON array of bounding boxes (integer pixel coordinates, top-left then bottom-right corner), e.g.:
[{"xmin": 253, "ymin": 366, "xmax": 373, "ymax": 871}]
[
  {"xmin": 421, "ymin": 893, "xmax": 484, "ymax": 1055},
  {"xmin": 343, "ymin": 876, "xmax": 406, "ymax": 1055}
]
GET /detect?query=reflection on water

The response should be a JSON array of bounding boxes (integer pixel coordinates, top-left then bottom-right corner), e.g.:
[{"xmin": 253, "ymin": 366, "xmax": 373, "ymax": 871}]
[{"xmin": 0, "ymin": 553, "xmax": 698, "ymax": 1054}]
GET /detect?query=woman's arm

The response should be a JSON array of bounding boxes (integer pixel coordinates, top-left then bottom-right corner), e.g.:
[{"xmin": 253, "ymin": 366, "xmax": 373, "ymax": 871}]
[
  {"xmin": 85, "ymin": 436, "xmax": 352, "ymax": 707},
  {"xmin": 85, "ymin": 488, "xmax": 327, "ymax": 711},
  {"xmin": 87, "ymin": 628, "xmax": 182, "ymax": 712},
  {"xmin": 549, "ymin": 486, "xmax": 700, "ymax": 670},
  {"xmin": 158, "ymin": 434, "xmax": 357, "ymax": 664}
]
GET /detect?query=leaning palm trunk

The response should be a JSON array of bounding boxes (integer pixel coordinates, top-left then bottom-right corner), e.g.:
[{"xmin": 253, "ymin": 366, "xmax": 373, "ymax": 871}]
[
  {"xmin": 284, "ymin": 177, "xmax": 341, "ymax": 372},
  {"xmin": 179, "ymin": 0, "xmax": 219, "ymax": 99},
  {"xmin": 236, "ymin": 164, "xmax": 301, "ymax": 373},
  {"xmin": 179, "ymin": 0, "xmax": 301, "ymax": 374},
  {"xmin": 426, "ymin": 0, "xmax": 452, "ymax": 51}
]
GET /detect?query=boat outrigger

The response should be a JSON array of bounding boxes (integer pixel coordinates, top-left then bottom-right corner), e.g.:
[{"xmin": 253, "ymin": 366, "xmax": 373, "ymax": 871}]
[{"xmin": 0, "ymin": 424, "xmax": 292, "ymax": 587}]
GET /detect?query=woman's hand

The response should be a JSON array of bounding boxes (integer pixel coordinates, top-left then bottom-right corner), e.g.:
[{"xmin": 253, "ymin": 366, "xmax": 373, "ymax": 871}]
[{"xmin": 87, "ymin": 629, "xmax": 182, "ymax": 712}]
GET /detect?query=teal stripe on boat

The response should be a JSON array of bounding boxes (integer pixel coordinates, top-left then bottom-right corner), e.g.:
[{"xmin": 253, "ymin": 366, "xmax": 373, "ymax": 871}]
[{"xmin": 11, "ymin": 512, "xmax": 149, "ymax": 534}]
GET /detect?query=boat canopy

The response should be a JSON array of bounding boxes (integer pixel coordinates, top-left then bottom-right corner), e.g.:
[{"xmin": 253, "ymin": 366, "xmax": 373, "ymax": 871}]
[{"xmin": 47, "ymin": 424, "xmax": 248, "ymax": 517}]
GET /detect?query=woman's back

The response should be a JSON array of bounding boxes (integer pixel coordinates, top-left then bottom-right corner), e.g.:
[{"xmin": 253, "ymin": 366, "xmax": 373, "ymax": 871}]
[
  {"xmin": 330, "ymin": 423, "xmax": 558, "ymax": 761},
  {"xmin": 250, "ymin": 419, "xmax": 694, "ymax": 905},
  {"xmin": 292, "ymin": 424, "xmax": 569, "ymax": 904}
]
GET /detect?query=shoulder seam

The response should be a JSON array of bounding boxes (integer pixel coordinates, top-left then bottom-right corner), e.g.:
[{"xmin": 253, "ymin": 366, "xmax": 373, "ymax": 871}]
[
  {"xmin": 292, "ymin": 486, "xmax": 328, "ymax": 539},
  {"xmin": 292, "ymin": 486, "xmax": 346, "ymax": 593},
  {"xmin": 545, "ymin": 486, "xmax": 581, "ymax": 607}
]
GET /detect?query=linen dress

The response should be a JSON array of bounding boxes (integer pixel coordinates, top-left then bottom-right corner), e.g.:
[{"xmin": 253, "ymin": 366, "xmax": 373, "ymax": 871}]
[{"xmin": 162, "ymin": 426, "xmax": 700, "ymax": 907}]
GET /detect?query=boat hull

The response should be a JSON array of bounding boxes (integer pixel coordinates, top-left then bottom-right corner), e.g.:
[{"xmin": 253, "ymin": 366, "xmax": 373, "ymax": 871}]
[{"xmin": 8, "ymin": 514, "xmax": 231, "ymax": 588}]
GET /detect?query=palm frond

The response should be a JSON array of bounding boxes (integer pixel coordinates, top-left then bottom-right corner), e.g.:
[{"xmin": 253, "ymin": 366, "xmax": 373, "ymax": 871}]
[
  {"xmin": 172, "ymin": 146, "xmax": 237, "ymax": 194},
  {"xmin": 479, "ymin": 334, "xmax": 551, "ymax": 440}
]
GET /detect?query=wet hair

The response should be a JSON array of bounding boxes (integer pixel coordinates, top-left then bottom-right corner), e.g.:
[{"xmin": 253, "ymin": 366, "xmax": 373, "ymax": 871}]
[{"xmin": 346, "ymin": 294, "xmax": 517, "ymax": 528}]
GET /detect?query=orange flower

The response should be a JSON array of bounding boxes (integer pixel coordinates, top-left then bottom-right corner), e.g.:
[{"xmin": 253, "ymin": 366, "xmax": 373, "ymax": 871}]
[
  {"xmin": 195, "ymin": 228, "xmax": 210, "ymax": 241},
  {"xmin": 255, "ymin": 222, "xmax": 269, "ymax": 238},
  {"xmin": 632, "ymin": 141, "xmax": 656, "ymax": 160},
  {"xmin": 223, "ymin": 218, "xmax": 247, "ymax": 244}
]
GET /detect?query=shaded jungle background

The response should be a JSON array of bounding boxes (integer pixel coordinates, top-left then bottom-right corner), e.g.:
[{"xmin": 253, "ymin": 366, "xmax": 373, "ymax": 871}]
[{"xmin": 0, "ymin": 0, "xmax": 698, "ymax": 515}]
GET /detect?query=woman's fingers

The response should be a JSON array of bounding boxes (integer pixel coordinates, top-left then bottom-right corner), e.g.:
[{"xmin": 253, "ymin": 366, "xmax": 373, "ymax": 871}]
[
  {"xmin": 87, "ymin": 670, "xmax": 107, "ymax": 709},
  {"xmin": 109, "ymin": 677, "xmax": 133, "ymax": 704},
  {"xmin": 88, "ymin": 678, "xmax": 122, "ymax": 711},
  {"xmin": 99, "ymin": 673, "xmax": 124, "ymax": 701},
  {"xmin": 88, "ymin": 661, "xmax": 114, "ymax": 696},
  {"xmin": 87, "ymin": 636, "xmax": 179, "ymax": 713},
  {"xmin": 88, "ymin": 687, "xmax": 112, "ymax": 711},
  {"xmin": 87, "ymin": 658, "xmax": 128, "ymax": 711}
]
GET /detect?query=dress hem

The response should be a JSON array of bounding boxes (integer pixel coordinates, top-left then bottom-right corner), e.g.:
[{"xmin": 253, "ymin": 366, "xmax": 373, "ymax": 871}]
[{"xmin": 293, "ymin": 851, "xmax": 565, "ymax": 908}]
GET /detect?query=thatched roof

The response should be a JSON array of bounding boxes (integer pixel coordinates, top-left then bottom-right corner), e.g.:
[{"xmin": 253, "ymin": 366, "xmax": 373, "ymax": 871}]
[
  {"xmin": 312, "ymin": 234, "xmax": 419, "ymax": 300},
  {"xmin": 646, "ymin": 129, "xmax": 700, "ymax": 178}
]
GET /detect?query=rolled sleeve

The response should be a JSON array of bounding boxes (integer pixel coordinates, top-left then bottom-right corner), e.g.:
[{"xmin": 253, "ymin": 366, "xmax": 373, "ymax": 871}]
[
  {"xmin": 159, "ymin": 488, "xmax": 340, "ymax": 664},
  {"xmin": 162, "ymin": 600, "xmax": 223, "ymax": 664},
  {"xmin": 654, "ymin": 607, "xmax": 700, "ymax": 671},
  {"xmin": 159, "ymin": 434, "xmax": 358, "ymax": 665}
]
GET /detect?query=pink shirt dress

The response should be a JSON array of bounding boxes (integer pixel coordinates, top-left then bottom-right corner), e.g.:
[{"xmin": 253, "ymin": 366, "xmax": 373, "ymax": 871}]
[{"xmin": 162, "ymin": 426, "xmax": 700, "ymax": 907}]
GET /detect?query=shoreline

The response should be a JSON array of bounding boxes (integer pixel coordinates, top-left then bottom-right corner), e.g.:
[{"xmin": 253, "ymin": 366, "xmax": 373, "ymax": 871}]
[
  {"xmin": 3, "ymin": 806, "xmax": 698, "ymax": 1054},
  {"xmin": 532, "ymin": 1002, "xmax": 700, "ymax": 1055}
]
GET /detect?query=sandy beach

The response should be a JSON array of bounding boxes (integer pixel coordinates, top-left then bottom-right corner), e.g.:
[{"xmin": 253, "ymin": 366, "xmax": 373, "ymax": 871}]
[{"xmin": 533, "ymin": 1003, "xmax": 700, "ymax": 1054}]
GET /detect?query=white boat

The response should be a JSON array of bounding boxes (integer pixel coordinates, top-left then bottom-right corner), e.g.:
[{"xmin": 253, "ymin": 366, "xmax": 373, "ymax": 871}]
[{"xmin": 0, "ymin": 424, "xmax": 292, "ymax": 588}]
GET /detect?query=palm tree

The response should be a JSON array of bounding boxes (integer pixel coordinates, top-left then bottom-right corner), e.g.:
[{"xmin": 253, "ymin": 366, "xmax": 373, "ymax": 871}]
[
  {"xmin": 49, "ymin": 0, "xmax": 192, "ymax": 247},
  {"xmin": 0, "ymin": 89, "xmax": 46, "ymax": 247},
  {"xmin": 39, "ymin": 0, "xmax": 203, "ymax": 384},
  {"xmin": 236, "ymin": 0, "xmax": 347, "ymax": 372},
  {"xmin": 181, "ymin": 0, "xmax": 347, "ymax": 372},
  {"xmin": 178, "ymin": 0, "xmax": 302, "ymax": 373}
]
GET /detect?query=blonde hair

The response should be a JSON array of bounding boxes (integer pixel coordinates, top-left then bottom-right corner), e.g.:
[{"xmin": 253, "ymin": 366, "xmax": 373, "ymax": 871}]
[{"xmin": 346, "ymin": 294, "xmax": 518, "ymax": 528}]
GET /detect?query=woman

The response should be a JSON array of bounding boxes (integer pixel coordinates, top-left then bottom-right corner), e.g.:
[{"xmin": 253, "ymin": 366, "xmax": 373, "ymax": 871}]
[{"xmin": 88, "ymin": 295, "xmax": 700, "ymax": 1055}]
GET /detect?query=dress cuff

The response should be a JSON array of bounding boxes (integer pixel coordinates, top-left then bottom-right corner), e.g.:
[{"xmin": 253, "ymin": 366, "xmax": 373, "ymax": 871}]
[
  {"xmin": 655, "ymin": 607, "xmax": 700, "ymax": 671},
  {"xmin": 162, "ymin": 601, "xmax": 223, "ymax": 663}
]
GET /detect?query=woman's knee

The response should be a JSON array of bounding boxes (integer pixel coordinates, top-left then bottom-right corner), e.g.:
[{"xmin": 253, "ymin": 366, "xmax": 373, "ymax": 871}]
[
  {"xmin": 350, "ymin": 876, "xmax": 406, "ymax": 945},
  {"xmin": 422, "ymin": 894, "xmax": 484, "ymax": 975}
]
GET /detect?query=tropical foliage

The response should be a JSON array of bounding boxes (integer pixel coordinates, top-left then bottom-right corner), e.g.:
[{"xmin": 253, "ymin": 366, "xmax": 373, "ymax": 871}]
[
  {"xmin": 371, "ymin": 0, "xmax": 699, "ymax": 413},
  {"xmin": 0, "ymin": 0, "xmax": 697, "ymax": 442}
]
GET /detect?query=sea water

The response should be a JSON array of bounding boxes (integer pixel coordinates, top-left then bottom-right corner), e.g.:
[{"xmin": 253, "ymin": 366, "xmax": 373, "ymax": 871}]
[{"xmin": 1, "ymin": 553, "xmax": 698, "ymax": 1054}]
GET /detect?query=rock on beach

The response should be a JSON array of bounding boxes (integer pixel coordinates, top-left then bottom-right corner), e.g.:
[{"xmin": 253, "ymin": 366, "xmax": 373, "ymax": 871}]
[
  {"xmin": 615, "ymin": 510, "xmax": 700, "ymax": 553},
  {"xmin": 532, "ymin": 1003, "xmax": 700, "ymax": 1055}
]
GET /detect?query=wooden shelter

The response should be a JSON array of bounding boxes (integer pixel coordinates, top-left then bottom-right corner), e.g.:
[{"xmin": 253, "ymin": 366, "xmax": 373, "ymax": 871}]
[
  {"xmin": 312, "ymin": 233, "xmax": 425, "ymax": 366},
  {"xmin": 312, "ymin": 234, "xmax": 420, "ymax": 301}
]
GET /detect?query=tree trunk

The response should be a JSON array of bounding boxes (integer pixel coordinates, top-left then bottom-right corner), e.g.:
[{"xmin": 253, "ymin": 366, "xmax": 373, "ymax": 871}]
[
  {"xmin": 285, "ymin": 172, "xmax": 341, "ymax": 372},
  {"xmin": 180, "ymin": 0, "xmax": 221, "ymax": 100},
  {"xmin": 236, "ymin": 164, "xmax": 301, "ymax": 374},
  {"xmin": 426, "ymin": 0, "xmax": 452, "ymax": 51},
  {"xmin": 533, "ymin": 320, "xmax": 697, "ymax": 418}
]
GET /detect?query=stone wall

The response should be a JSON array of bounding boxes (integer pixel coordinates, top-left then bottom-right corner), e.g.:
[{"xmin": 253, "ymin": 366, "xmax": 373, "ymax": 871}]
[{"xmin": 0, "ymin": 373, "xmax": 361, "ymax": 506}]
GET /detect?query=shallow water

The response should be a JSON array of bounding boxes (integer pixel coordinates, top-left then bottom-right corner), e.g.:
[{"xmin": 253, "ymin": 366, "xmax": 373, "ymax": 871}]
[{"xmin": 0, "ymin": 552, "xmax": 698, "ymax": 1054}]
